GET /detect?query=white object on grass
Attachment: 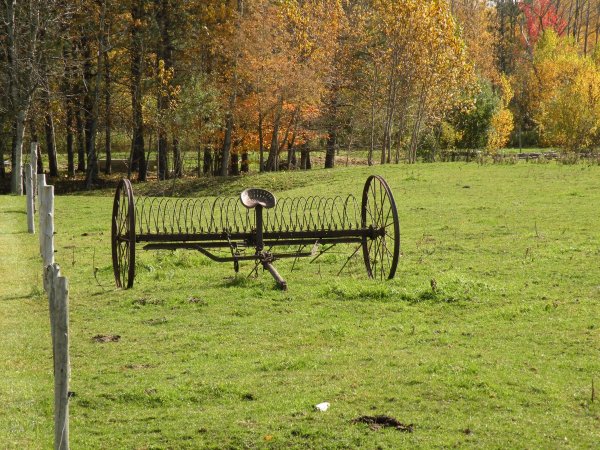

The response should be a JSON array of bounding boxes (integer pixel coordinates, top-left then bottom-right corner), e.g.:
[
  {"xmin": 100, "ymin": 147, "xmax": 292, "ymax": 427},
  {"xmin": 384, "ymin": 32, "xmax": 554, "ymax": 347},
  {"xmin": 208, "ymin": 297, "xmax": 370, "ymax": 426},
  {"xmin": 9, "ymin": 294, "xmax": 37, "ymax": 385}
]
[{"xmin": 315, "ymin": 402, "xmax": 330, "ymax": 412}]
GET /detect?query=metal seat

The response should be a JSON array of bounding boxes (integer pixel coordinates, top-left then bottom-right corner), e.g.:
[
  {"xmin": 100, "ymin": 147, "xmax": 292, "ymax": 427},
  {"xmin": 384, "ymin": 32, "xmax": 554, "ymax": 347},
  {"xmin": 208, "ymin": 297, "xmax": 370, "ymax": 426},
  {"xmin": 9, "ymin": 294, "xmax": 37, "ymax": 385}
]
[{"xmin": 240, "ymin": 188, "xmax": 276, "ymax": 209}]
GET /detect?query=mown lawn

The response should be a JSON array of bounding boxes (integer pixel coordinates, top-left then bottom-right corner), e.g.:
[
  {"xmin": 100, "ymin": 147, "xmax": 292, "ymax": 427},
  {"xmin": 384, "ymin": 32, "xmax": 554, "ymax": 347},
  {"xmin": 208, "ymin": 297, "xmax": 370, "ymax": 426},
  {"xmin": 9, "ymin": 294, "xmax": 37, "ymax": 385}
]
[{"xmin": 1, "ymin": 162, "xmax": 599, "ymax": 449}]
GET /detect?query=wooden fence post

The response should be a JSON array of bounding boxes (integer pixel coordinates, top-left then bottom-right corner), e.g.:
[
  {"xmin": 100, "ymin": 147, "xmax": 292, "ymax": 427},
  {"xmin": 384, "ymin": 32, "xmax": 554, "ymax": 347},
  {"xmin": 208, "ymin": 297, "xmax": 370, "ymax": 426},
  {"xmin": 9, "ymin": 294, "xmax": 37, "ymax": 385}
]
[
  {"xmin": 30, "ymin": 142, "xmax": 38, "ymax": 204},
  {"xmin": 42, "ymin": 184, "xmax": 55, "ymax": 291},
  {"xmin": 38, "ymin": 174, "xmax": 47, "ymax": 256},
  {"xmin": 25, "ymin": 164, "xmax": 35, "ymax": 233},
  {"xmin": 45, "ymin": 264, "xmax": 70, "ymax": 450}
]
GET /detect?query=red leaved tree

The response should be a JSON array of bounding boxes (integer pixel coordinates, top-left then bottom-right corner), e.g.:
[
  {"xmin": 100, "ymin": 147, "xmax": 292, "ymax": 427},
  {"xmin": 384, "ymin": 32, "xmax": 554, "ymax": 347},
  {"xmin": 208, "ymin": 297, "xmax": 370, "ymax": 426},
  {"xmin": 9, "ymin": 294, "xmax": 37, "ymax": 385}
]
[{"xmin": 519, "ymin": 0, "xmax": 567, "ymax": 45}]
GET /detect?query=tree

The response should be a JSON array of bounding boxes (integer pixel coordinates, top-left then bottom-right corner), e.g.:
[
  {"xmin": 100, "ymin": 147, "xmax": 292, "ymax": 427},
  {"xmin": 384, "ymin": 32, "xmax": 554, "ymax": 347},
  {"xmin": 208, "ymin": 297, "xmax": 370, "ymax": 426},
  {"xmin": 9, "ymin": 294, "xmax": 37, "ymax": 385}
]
[
  {"xmin": 130, "ymin": 0, "xmax": 146, "ymax": 181},
  {"xmin": 1, "ymin": 0, "xmax": 57, "ymax": 193}
]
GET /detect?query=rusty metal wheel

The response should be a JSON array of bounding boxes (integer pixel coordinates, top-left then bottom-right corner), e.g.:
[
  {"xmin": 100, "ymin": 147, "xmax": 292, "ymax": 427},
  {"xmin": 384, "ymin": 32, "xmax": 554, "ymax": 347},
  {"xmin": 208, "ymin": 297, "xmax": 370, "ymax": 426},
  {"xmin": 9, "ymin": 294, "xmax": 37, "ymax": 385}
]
[
  {"xmin": 112, "ymin": 178, "xmax": 136, "ymax": 288},
  {"xmin": 361, "ymin": 175, "xmax": 400, "ymax": 280}
]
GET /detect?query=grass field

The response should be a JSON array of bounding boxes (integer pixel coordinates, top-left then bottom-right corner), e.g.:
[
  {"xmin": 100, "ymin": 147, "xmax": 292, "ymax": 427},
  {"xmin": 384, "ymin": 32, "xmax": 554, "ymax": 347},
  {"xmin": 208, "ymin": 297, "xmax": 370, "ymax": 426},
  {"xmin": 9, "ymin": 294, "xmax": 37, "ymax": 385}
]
[{"xmin": 1, "ymin": 162, "xmax": 599, "ymax": 448}]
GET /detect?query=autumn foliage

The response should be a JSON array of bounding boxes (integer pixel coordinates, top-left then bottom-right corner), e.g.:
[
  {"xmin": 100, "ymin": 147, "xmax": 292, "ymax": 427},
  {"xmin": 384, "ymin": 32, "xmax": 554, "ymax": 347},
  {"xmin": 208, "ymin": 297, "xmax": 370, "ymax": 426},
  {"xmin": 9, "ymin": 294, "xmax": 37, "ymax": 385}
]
[{"xmin": 2, "ymin": 0, "xmax": 600, "ymax": 190}]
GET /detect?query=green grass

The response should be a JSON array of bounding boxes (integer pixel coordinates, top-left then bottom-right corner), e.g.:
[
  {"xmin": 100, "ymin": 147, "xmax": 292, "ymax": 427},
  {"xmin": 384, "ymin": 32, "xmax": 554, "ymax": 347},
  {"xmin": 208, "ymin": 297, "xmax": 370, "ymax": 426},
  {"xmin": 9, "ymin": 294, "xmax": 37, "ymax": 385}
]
[{"xmin": 1, "ymin": 162, "xmax": 600, "ymax": 448}]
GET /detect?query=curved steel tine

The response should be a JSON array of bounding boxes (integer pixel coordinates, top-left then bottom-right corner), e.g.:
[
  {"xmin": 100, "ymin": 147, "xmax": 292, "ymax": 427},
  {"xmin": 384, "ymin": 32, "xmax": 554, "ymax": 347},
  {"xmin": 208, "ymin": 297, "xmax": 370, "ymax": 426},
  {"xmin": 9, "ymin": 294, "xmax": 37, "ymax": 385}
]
[
  {"xmin": 141, "ymin": 197, "xmax": 149, "ymax": 233},
  {"xmin": 232, "ymin": 199, "xmax": 240, "ymax": 233},
  {"xmin": 316, "ymin": 197, "xmax": 326, "ymax": 230},
  {"xmin": 330, "ymin": 196, "xmax": 343, "ymax": 230},
  {"xmin": 210, "ymin": 197, "xmax": 219, "ymax": 233},
  {"xmin": 335, "ymin": 196, "xmax": 345, "ymax": 230},
  {"xmin": 135, "ymin": 197, "xmax": 143, "ymax": 233},
  {"xmin": 276, "ymin": 198, "xmax": 284, "ymax": 231},
  {"xmin": 307, "ymin": 196, "xmax": 315, "ymax": 230},
  {"xmin": 159, "ymin": 198, "xmax": 168, "ymax": 233},
  {"xmin": 284, "ymin": 198, "xmax": 292, "ymax": 231},
  {"xmin": 153, "ymin": 197, "xmax": 162, "ymax": 234},
  {"xmin": 206, "ymin": 197, "xmax": 214, "ymax": 233},
  {"xmin": 143, "ymin": 197, "xmax": 151, "ymax": 234},
  {"xmin": 223, "ymin": 198, "xmax": 230, "ymax": 232},
  {"xmin": 226, "ymin": 197, "xmax": 236, "ymax": 232},
  {"xmin": 162, "ymin": 198, "xmax": 172, "ymax": 233},
  {"xmin": 174, "ymin": 198, "xmax": 184, "ymax": 233},
  {"xmin": 342, "ymin": 195, "xmax": 351, "ymax": 229},
  {"xmin": 268, "ymin": 201, "xmax": 274, "ymax": 231},
  {"xmin": 322, "ymin": 197, "xmax": 330, "ymax": 230},
  {"xmin": 201, "ymin": 198, "xmax": 210, "ymax": 232},
  {"xmin": 189, "ymin": 199, "xmax": 198, "ymax": 233},
  {"xmin": 324, "ymin": 197, "xmax": 332, "ymax": 230},
  {"xmin": 183, "ymin": 199, "xmax": 192, "ymax": 233},
  {"xmin": 289, "ymin": 197, "xmax": 299, "ymax": 231},
  {"xmin": 324, "ymin": 197, "xmax": 335, "ymax": 230},
  {"xmin": 284, "ymin": 197, "xmax": 293, "ymax": 231},
  {"xmin": 197, "ymin": 198, "xmax": 207, "ymax": 233},
  {"xmin": 142, "ymin": 197, "xmax": 150, "ymax": 233},
  {"xmin": 352, "ymin": 195, "xmax": 361, "ymax": 228},
  {"xmin": 169, "ymin": 198, "xmax": 176, "ymax": 234},
  {"xmin": 298, "ymin": 196, "xmax": 307, "ymax": 231},
  {"xmin": 304, "ymin": 196, "xmax": 315, "ymax": 231},
  {"xmin": 300, "ymin": 196, "xmax": 309, "ymax": 231}
]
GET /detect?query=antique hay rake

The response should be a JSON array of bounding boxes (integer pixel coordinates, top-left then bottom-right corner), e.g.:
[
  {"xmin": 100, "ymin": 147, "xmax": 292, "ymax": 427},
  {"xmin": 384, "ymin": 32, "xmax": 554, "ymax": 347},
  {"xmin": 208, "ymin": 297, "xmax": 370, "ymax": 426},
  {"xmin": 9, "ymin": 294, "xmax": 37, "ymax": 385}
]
[{"xmin": 111, "ymin": 175, "xmax": 400, "ymax": 290}]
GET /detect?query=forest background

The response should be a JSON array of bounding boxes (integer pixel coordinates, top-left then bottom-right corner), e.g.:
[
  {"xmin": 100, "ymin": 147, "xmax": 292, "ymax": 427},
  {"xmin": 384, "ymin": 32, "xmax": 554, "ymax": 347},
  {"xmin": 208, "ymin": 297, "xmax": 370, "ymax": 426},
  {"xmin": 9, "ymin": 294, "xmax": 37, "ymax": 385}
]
[{"xmin": 2, "ymin": 0, "xmax": 600, "ymax": 193}]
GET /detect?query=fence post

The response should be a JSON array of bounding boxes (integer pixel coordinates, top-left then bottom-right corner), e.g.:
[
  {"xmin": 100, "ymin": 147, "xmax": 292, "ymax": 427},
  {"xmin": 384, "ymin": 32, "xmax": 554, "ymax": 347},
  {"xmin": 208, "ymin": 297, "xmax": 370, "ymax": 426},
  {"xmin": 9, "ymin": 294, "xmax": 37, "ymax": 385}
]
[
  {"xmin": 25, "ymin": 164, "xmax": 35, "ymax": 233},
  {"xmin": 30, "ymin": 142, "xmax": 38, "ymax": 205},
  {"xmin": 42, "ymin": 184, "xmax": 55, "ymax": 291},
  {"xmin": 38, "ymin": 174, "xmax": 47, "ymax": 256},
  {"xmin": 46, "ymin": 264, "xmax": 70, "ymax": 450}
]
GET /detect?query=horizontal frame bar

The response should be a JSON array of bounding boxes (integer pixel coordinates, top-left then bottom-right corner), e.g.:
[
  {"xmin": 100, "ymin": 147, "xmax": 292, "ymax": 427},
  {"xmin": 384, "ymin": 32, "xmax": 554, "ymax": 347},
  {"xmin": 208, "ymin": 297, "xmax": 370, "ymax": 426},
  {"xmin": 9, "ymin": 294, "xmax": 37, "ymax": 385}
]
[{"xmin": 135, "ymin": 228, "xmax": 377, "ymax": 243}]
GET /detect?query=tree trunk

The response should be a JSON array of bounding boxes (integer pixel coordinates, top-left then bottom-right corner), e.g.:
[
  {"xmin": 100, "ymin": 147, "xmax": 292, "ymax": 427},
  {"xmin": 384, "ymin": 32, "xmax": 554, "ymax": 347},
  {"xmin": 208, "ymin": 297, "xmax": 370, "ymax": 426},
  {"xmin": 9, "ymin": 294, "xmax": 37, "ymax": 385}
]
[
  {"xmin": 287, "ymin": 117, "xmax": 299, "ymax": 168},
  {"xmin": 11, "ymin": 111, "xmax": 26, "ymax": 195},
  {"xmin": 265, "ymin": 96, "xmax": 283, "ymax": 171},
  {"xmin": 155, "ymin": 0, "xmax": 175, "ymax": 180},
  {"xmin": 214, "ymin": 148, "xmax": 223, "ymax": 176},
  {"xmin": 61, "ymin": 39, "xmax": 75, "ymax": 177},
  {"xmin": 300, "ymin": 142, "xmax": 311, "ymax": 170},
  {"xmin": 66, "ymin": 99, "xmax": 75, "ymax": 176},
  {"xmin": 408, "ymin": 86, "xmax": 428, "ymax": 163},
  {"xmin": 173, "ymin": 137, "xmax": 182, "ymax": 177},
  {"xmin": 30, "ymin": 120, "xmax": 44, "ymax": 174},
  {"xmin": 43, "ymin": 99, "xmax": 58, "ymax": 177},
  {"xmin": 158, "ymin": 129, "xmax": 168, "ymax": 179},
  {"xmin": 258, "ymin": 110, "xmax": 264, "ymax": 172},
  {"xmin": 325, "ymin": 93, "xmax": 338, "ymax": 169},
  {"xmin": 36, "ymin": 145, "xmax": 43, "ymax": 174},
  {"xmin": 203, "ymin": 146, "xmax": 212, "ymax": 174},
  {"xmin": 104, "ymin": 42, "xmax": 112, "ymax": 175},
  {"xmin": 241, "ymin": 150, "xmax": 249, "ymax": 173},
  {"xmin": 131, "ymin": 0, "xmax": 146, "ymax": 181},
  {"xmin": 0, "ymin": 135, "xmax": 5, "ymax": 178},
  {"xmin": 76, "ymin": 103, "xmax": 86, "ymax": 172},
  {"xmin": 368, "ymin": 70, "xmax": 376, "ymax": 167},
  {"xmin": 40, "ymin": 27, "xmax": 58, "ymax": 177},
  {"xmin": 221, "ymin": 111, "xmax": 233, "ymax": 176},
  {"xmin": 230, "ymin": 148, "xmax": 239, "ymax": 176},
  {"xmin": 325, "ymin": 129, "xmax": 336, "ymax": 169},
  {"xmin": 381, "ymin": 55, "xmax": 398, "ymax": 165},
  {"xmin": 7, "ymin": 0, "xmax": 28, "ymax": 194},
  {"xmin": 82, "ymin": 34, "xmax": 100, "ymax": 188},
  {"xmin": 583, "ymin": 0, "xmax": 591, "ymax": 55}
]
